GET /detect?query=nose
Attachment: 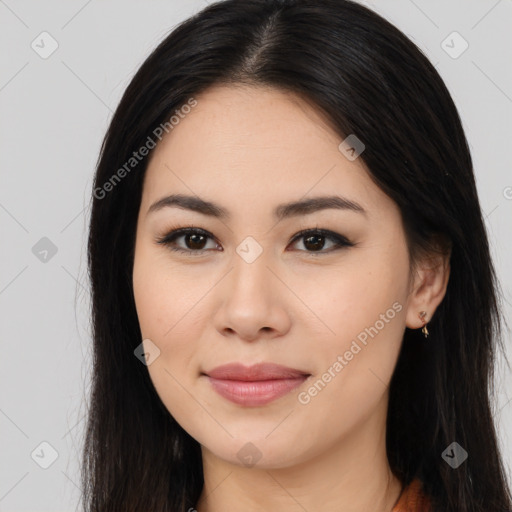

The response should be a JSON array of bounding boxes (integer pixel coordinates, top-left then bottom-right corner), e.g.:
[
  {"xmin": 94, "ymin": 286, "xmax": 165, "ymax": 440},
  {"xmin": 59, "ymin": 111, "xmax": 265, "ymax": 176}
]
[{"xmin": 212, "ymin": 252, "xmax": 292, "ymax": 342}]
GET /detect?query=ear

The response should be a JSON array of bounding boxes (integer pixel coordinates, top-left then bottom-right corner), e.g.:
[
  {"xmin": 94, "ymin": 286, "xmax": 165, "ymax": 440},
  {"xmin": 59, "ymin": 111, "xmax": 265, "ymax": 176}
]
[{"xmin": 405, "ymin": 243, "xmax": 451, "ymax": 331}]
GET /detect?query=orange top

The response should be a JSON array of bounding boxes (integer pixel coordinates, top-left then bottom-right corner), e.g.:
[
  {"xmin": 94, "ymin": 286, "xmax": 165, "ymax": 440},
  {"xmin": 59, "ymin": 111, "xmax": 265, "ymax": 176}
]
[{"xmin": 392, "ymin": 478, "xmax": 431, "ymax": 512}]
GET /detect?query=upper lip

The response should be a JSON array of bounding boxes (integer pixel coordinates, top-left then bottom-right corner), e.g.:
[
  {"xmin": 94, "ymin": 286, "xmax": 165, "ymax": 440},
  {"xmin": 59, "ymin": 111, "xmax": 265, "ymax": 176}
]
[{"xmin": 204, "ymin": 362, "xmax": 310, "ymax": 381}]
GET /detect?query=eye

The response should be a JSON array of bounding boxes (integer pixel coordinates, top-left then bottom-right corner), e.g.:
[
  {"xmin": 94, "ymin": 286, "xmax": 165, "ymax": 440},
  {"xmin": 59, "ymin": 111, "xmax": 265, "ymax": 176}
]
[
  {"xmin": 156, "ymin": 226, "xmax": 354, "ymax": 256},
  {"xmin": 288, "ymin": 228, "xmax": 354, "ymax": 254},
  {"xmin": 156, "ymin": 227, "xmax": 220, "ymax": 255}
]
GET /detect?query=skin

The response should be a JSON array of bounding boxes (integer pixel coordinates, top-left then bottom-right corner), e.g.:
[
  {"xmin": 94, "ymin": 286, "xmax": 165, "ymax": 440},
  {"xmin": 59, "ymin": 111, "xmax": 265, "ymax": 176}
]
[{"xmin": 132, "ymin": 84, "xmax": 450, "ymax": 512}]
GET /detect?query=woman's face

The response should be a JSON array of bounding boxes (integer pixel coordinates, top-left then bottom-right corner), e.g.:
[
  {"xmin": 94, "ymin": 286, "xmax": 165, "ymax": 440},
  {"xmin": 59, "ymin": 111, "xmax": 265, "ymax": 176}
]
[{"xmin": 132, "ymin": 84, "xmax": 424, "ymax": 468}]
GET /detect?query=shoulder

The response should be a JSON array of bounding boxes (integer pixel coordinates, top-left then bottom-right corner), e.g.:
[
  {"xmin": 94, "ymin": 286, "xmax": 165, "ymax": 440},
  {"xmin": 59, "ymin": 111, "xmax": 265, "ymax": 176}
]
[{"xmin": 392, "ymin": 478, "xmax": 432, "ymax": 512}]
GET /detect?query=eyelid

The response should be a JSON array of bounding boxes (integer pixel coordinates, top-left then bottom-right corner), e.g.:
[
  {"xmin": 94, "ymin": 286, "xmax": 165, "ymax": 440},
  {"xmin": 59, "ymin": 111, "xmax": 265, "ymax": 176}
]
[{"xmin": 155, "ymin": 225, "xmax": 354, "ymax": 255}]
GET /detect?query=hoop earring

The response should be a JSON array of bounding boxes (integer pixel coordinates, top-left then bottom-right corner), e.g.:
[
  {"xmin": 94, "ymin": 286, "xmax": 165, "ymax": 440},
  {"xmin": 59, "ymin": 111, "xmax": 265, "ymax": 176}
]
[{"xmin": 419, "ymin": 311, "xmax": 429, "ymax": 338}]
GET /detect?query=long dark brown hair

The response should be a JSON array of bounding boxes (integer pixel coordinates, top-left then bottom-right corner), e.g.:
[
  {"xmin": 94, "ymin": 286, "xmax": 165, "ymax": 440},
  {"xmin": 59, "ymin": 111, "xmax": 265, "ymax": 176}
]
[{"xmin": 83, "ymin": 1, "xmax": 512, "ymax": 510}]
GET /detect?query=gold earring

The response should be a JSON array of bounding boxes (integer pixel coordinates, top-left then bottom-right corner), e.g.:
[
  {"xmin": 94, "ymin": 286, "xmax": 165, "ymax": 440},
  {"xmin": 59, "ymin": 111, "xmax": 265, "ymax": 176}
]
[{"xmin": 419, "ymin": 311, "xmax": 429, "ymax": 338}]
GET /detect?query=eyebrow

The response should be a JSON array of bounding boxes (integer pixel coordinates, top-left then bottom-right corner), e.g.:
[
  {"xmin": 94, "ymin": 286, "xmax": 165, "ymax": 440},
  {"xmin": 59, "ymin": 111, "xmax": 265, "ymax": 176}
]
[{"xmin": 147, "ymin": 193, "xmax": 367, "ymax": 220}]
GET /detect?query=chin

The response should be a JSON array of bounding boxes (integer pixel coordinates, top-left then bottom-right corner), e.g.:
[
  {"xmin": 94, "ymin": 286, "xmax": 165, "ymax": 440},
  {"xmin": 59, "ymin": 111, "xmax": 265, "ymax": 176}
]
[{"xmin": 199, "ymin": 431, "xmax": 310, "ymax": 470}]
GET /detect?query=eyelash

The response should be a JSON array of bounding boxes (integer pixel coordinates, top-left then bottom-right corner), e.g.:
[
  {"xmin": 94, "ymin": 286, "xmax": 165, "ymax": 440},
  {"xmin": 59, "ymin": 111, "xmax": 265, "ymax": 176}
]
[{"xmin": 155, "ymin": 225, "xmax": 354, "ymax": 257}]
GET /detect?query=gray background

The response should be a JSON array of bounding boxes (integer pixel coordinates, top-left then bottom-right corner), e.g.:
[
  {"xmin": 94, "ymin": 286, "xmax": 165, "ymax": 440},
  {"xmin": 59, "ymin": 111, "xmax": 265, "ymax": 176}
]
[{"xmin": 1, "ymin": 0, "xmax": 511, "ymax": 510}]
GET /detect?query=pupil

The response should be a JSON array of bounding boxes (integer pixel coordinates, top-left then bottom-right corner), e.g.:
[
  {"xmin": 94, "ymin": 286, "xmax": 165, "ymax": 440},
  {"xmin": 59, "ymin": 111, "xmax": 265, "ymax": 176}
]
[
  {"xmin": 187, "ymin": 233, "xmax": 206, "ymax": 250},
  {"xmin": 304, "ymin": 234, "xmax": 324, "ymax": 251}
]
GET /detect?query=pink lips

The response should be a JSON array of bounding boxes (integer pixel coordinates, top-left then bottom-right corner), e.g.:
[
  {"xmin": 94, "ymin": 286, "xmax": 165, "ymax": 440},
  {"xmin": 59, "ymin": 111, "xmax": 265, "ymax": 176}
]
[{"xmin": 204, "ymin": 362, "xmax": 310, "ymax": 407}]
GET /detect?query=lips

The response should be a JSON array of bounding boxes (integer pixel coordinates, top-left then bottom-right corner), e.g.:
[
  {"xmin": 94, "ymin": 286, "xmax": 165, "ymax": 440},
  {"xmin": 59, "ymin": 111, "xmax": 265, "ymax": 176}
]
[
  {"xmin": 206, "ymin": 362, "xmax": 309, "ymax": 381},
  {"xmin": 203, "ymin": 362, "xmax": 311, "ymax": 407}
]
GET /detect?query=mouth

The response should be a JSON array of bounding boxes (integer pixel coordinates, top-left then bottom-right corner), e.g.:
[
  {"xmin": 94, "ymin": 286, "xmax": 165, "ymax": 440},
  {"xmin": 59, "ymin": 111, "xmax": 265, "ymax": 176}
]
[{"xmin": 202, "ymin": 362, "xmax": 311, "ymax": 407}]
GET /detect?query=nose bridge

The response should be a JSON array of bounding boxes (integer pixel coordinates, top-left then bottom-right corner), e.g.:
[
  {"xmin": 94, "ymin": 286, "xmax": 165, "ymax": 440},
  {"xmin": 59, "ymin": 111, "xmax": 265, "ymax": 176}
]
[
  {"xmin": 212, "ymin": 238, "xmax": 291, "ymax": 340},
  {"xmin": 229, "ymin": 240, "xmax": 274, "ymax": 301}
]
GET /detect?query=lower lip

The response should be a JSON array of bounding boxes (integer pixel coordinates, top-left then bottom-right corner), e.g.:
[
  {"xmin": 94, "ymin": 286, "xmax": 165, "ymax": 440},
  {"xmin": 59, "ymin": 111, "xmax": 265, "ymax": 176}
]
[{"xmin": 206, "ymin": 375, "xmax": 309, "ymax": 406}]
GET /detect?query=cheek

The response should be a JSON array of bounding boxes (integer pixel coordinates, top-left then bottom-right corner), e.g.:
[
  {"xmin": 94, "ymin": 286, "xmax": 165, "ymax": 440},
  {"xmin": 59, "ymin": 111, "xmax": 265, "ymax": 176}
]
[
  {"xmin": 296, "ymin": 247, "xmax": 409, "ymax": 402},
  {"xmin": 133, "ymin": 250, "xmax": 206, "ymax": 430},
  {"xmin": 133, "ymin": 238, "xmax": 199, "ymax": 339},
  {"xmin": 294, "ymin": 277, "xmax": 407, "ymax": 449},
  {"xmin": 133, "ymin": 274, "xmax": 202, "ymax": 370},
  {"xmin": 295, "ymin": 250, "xmax": 409, "ymax": 347},
  {"xmin": 132, "ymin": 251, "xmax": 195, "ymax": 402}
]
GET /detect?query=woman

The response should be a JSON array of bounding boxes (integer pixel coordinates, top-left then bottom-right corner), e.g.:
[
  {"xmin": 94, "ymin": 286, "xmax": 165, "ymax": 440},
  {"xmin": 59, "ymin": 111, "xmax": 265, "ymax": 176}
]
[{"xmin": 83, "ymin": 0, "xmax": 512, "ymax": 510}]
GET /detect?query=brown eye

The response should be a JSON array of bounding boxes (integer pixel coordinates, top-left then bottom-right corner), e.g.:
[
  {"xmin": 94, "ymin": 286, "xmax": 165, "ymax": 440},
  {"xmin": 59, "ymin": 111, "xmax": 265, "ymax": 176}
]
[
  {"xmin": 302, "ymin": 233, "xmax": 327, "ymax": 251},
  {"xmin": 157, "ymin": 228, "xmax": 220, "ymax": 255},
  {"xmin": 183, "ymin": 232, "xmax": 208, "ymax": 250},
  {"xmin": 289, "ymin": 229, "xmax": 354, "ymax": 254}
]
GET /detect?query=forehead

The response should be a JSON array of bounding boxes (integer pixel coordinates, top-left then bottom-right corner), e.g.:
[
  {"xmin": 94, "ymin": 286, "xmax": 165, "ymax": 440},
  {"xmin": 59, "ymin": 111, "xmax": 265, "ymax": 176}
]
[
  {"xmin": 141, "ymin": 85, "xmax": 396, "ymax": 222},
  {"xmin": 153, "ymin": 84, "xmax": 342, "ymax": 158}
]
